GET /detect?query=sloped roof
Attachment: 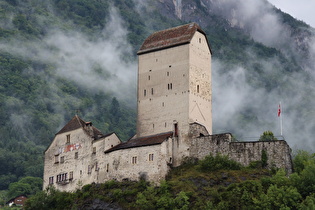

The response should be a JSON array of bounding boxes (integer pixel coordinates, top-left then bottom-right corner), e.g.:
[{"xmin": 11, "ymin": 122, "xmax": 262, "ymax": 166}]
[
  {"xmin": 56, "ymin": 115, "xmax": 103, "ymax": 138},
  {"xmin": 137, "ymin": 22, "xmax": 211, "ymax": 55},
  {"xmin": 105, "ymin": 131, "xmax": 173, "ymax": 153}
]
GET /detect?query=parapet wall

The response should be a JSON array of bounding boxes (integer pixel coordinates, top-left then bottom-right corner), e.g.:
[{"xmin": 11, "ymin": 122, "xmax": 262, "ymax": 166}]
[
  {"xmin": 229, "ymin": 141, "xmax": 292, "ymax": 173},
  {"xmin": 189, "ymin": 124, "xmax": 292, "ymax": 173}
]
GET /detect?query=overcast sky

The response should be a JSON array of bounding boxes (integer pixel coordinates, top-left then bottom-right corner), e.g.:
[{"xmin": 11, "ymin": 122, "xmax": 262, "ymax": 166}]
[{"xmin": 268, "ymin": 0, "xmax": 315, "ymax": 28}]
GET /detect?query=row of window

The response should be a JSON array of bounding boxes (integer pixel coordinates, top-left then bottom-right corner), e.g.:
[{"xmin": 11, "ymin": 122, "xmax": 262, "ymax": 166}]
[
  {"xmin": 54, "ymin": 147, "xmax": 97, "ymax": 164},
  {"xmin": 143, "ymin": 84, "xmax": 202, "ymax": 97},
  {"xmin": 132, "ymin": 154, "xmax": 154, "ymax": 164},
  {"xmin": 49, "ymin": 172, "xmax": 73, "ymax": 185}
]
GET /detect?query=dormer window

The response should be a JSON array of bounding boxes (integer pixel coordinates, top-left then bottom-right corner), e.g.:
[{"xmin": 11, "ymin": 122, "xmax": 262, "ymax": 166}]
[{"xmin": 66, "ymin": 134, "xmax": 70, "ymax": 144}]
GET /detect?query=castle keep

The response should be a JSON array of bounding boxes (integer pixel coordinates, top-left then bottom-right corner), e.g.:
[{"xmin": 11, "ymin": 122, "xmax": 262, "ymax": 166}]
[{"xmin": 43, "ymin": 23, "xmax": 292, "ymax": 191}]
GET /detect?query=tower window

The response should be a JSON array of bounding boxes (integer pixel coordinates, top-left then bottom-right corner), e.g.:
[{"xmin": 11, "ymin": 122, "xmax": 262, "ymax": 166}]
[
  {"xmin": 197, "ymin": 85, "xmax": 200, "ymax": 93},
  {"xmin": 151, "ymin": 88, "xmax": 154, "ymax": 95},
  {"xmin": 132, "ymin": 156, "xmax": 137, "ymax": 164},
  {"xmin": 167, "ymin": 72, "xmax": 170, "ymax": 76},
  {"xmin": 149, "ymin": 154, "xmax": 154, "ymax": 161},
  {"xmin": 75, "ymin": 152, "xmax": 78, "ymax": 159},
  {"xmin": 144, "ymin": 89, "xmax": 146, "ymax": 96},
  {"xmin": 148, "ymin": 75, "xmax": 150, "ymax": 80},
  {"xmin": 66, "ymin": 134, "xmax": 70, "ymax": 144},
  {"xmin": 167, "ymin": 83, "xmax": 173, "ymax": 90},
  {"xmin": 174, "ymin": 123, "xmax": 178, "ymax": 137},
  {"xmin": 169, "ymin": 65, "xmax": 172, "ymax": 68},
  {"xmin": 199, "ymin": 38, "xmax": 201, "ymax": 43}
]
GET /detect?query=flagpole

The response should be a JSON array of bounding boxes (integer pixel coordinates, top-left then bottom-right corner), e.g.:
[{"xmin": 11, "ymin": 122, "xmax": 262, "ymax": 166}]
[{"xmin": 279, "ymin": 102, "xmax": 283, "ymax": 136}]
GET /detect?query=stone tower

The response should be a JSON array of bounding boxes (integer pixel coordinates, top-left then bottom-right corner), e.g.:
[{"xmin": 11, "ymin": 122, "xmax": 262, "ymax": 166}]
[{"xmin": 136, "ymin": 23, "xmax": 212, "ymax": 165}]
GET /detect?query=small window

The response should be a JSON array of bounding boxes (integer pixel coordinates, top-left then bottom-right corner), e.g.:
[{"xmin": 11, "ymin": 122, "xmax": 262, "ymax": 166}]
[
  {"xmin": 75, "ymin": 152, "xmax": 78, "ymax": 159},
  {"xmin": 169, "ymin": 65, "xmax": 172, "ymax": 68},
  {"xmin": 60, "ymin": 156, "xmax": 64, "ymax": 163},
  {"xmin": 197, "ymin": 85, "xmax": 200, "ymax": 93},
  {"xmin": 144, "ymin": 89, "xmax": 146, "ymax": 96},
  {"xmin": 69, "ymin": 171, "xmax": 73, "ymax": 180},
  {"xmin": 88, "ymin": 165, "xmax": 92, "ymax": 174},
  {"xmin": 151, "ymin": 88, "xmax": 154, "ymax": 95},
  {"xmin": 95, "ymin": 162, "xmax": 99, "ymax": 171},
  {"xmin": 49, "ymin": 176, "xmax": 54, "ymax": 185},
  {"xmin": 148, "ymin": 75, "xmax": 150, "ymax": 80},
  {"xmin": 165, "ymin": 122, "xmax": 167, "ymax": 127},
  {"xmin": 66, "ymin": 134, "xmax": 70, "ymax": 144},
  {"xmin": 54, "ymin": 155, "xmax": 59, "ymax": 164},
  {"xmin": 132, "ymin": 156, "xmax": 137, "ymax": 164},
  {"xmin": 162, "ymin": 102, "xmax": 164, "ymax": 107},
  {"xmin": 167, "ymin": 72, "xmax": 170, "ymax": 76},
  {"xmin": 106, "ymin": 163, "xmax": 109, "ymax": 172},
  {"xmin": 92, "ymin": 147, "xmax": 96, "ymax": 154},
  {"xmin": 149, "ymin": 154, "xmax": 154, "ymax": 161},
  {"xmin": 199, "ymin": 38, "xmax": 201, "ymax": 43}
]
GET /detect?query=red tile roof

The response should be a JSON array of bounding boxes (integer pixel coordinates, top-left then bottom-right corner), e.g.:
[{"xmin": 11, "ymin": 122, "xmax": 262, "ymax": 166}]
[
  {"xmin": 105, "ymin": 131, "xmax": 173, "ymax": 153},
  {"xmin": 137, "ymin": 22, "xmax": 211, "ymax": 55}
]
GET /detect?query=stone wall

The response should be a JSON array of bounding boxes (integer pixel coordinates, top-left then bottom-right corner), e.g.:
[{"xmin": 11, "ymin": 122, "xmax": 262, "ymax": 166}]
[
  {"xmin": 188, "ymin": 124, "xmax": 292, "ymax": 173},
  {"xmin": 229, "ymin": 141, "xmax": 292, "ymax": 173}
]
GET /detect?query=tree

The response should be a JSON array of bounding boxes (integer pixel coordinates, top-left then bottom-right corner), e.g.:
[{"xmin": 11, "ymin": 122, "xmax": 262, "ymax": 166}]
[
  {"xmin": 259, "ymin": 131, "xmax": 278, "ymax": 141},
  {"xmin": 7, "ymin": 176, "xmax": 43, "ymax": 199}
]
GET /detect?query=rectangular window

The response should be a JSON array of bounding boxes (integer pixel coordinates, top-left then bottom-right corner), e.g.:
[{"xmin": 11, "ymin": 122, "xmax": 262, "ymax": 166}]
[
  {"xmin": 151, "ymin": 88, "xmax": 154, "ymax": 95},
  {"xmin": 106, "ymin": 163, "xmax": 109, "ymax": 172},
  {"xmin": 132, "ymin": 156, "xmax": 137, "ymax": 164},
  {"xmin": 75, "ymin": 152, "xmax": 78, "ymax": 159},
  {"xmin": 174, "ymin": 123, "xmax": 178, "ymax": 137},
  {"xmin": 95, "ymin": 162, "xmax": 99, "ymax": 171},
  {"xmin": 69, "ymin": 171, "xmax": 73, "ymax": 180},
  {"xmin": 49, "ymin": 176, "xmax": 54, "ymax": 184},
  {"xmin": 66, "ymin": 134, "xmax": 70, "ymax": 144},
  {"xmin": 144, "ymin": 89, "xmax": 146, "ymax": 96},
  {"xmin": 149, "ymin": 154, "xmax": 154, "ymax": 161},
  {"xmin": 167, "ymin": 72, "xmax": 170, "ymax": 76},
  {"xmin": 54, "ymin": 155, "xmax": 59, "ymax": 164},
  {"xmin": 88, "ymin": 165, "xmax": 92, "ymax": 174},
  {"xmin": 60, "ymin": 156, "xmax": 64, "ymax": 163},
  {"xmin": 92, "ymin": 147, "xmax": 96, "ymax": 154}
]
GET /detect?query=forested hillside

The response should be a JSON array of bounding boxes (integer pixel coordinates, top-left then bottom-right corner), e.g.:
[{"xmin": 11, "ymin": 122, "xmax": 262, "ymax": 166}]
[{"xmin": 1, "ymin": 0, "xmax": 315, "ymax": 201}]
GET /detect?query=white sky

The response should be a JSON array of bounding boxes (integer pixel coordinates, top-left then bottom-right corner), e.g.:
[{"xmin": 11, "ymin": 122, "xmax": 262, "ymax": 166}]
[{"xmin": 268, "ymin": 0, "xmax": 315, "ymax": 28}]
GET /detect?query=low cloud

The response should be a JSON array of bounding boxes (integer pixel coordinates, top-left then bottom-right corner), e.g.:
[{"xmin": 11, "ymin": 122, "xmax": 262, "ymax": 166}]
[{"xmin": 0, "ymin": 6, "xmax": 137, "ymax": 103}]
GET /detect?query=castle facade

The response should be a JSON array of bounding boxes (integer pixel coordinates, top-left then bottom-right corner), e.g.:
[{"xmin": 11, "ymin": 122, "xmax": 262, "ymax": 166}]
[{"xmin": 43, "ymin": 23, "xmax": 292, "ymax": 192}]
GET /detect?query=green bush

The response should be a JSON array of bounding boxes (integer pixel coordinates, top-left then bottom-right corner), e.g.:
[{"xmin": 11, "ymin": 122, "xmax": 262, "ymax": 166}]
[{"xmin": 198, "ymin": 153, "xmax": 242, "ymax": 172}]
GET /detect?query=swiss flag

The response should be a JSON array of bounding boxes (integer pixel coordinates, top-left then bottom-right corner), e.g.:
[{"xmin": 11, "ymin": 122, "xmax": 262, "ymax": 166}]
[{"xmin": 278, "ymin": 104, "xmax": 281, "ymax": 117}]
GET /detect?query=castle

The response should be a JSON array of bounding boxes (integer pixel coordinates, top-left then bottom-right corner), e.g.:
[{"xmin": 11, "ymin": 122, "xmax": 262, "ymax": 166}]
[{"xmin": 43, "ymin": 23, "xmax": 292, "ymax": 191}]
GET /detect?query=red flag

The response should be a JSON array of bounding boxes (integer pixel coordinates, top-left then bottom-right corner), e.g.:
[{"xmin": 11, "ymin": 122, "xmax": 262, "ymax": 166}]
[{"xmin": 278, "ymin": 104, "xmax": 281, "ymax": 117}]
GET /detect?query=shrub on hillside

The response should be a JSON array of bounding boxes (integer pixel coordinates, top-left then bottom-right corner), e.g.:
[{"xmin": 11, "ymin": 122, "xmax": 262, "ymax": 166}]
[{"xmin": 198, "ymin": 153, "xmax": 242, "ymax": 172}]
